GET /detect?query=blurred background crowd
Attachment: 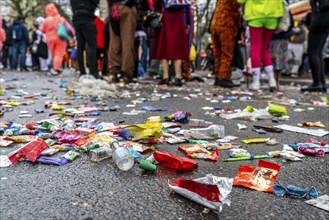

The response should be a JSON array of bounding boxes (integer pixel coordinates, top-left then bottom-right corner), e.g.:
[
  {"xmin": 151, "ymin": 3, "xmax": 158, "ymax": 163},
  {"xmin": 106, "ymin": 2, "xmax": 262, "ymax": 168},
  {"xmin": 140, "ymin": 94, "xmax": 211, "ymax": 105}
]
[{"xmin": 0, "ymin": 0, "xmax": 328, "ymax": 92}]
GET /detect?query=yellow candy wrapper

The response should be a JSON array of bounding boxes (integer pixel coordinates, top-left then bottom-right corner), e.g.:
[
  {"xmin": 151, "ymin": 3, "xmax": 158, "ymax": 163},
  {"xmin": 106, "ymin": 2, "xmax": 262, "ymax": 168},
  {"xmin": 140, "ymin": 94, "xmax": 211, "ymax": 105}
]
[
  {"xmin": 117, "ymin": 120, "xmax": 163, "ymax": 141},
  {"xmin": 242, "ymin": 138, "xmax": 269, "ymax": 144}
]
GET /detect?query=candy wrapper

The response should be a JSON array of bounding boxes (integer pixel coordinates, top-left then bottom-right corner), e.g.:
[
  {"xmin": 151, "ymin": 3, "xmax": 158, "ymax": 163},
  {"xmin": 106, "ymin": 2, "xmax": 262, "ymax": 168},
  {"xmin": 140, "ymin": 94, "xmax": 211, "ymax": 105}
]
[
  {"xmin": 51, "ymin": 145, "xmax": 71, "ymax": 152},
  {"xmin": 153, "ymin": 151, "xmax": 197, "ymax": 171},
  {"xmin": 139, "ymin": 104, "xmax": 167, "ymax": 112},
  {"xmin": 289, "ymin": 143, "xmax": 329, "ymax": 153},
  {"xmin": 53, "ymin": 130, "xmax": 81, "ymax": 143},
  {"xmin": 8, "ymin": 138, "xmax": 48, "ymax": 163},
  {"xmin": 233, "ymin": 160, "xmax": 280, "ymax": 192},
  {"xmin": 229, "ymin": 149, "xmax": 252, "ymax": 158},
  {"xmin": 178, "ymin": 144, "xmax": 209, "ymax": 154},
  {"xmin": 117, "ymin": 121, "xmax": 163, "ymax": 141},
  {"xmin": 268, "ymin": 104, "xmax": 288, "ymax": 117},
  {"xmin": 36, "ymin": 156, "xmax": 68, "ymax": 166},
  {"xmin": 3, "ymin": 135, "xmax": 36, "ymax": 143},
  {"xmin": 298, "ymin": 121, "xmax": 325, "ymax": 128},
  {"xmin": 242, "ymin": 138, "xmax": 269, "ymax": 144},
  {"xmin": 273, "ymin": 184, "xmax": 318, "ymax": 199},
  {"xmin": 62, "ymin": 150, "xmax": 80, "ymax": 162},
  {"xmin": 164, "ymin": 111, "xmax": 192, "ymax": 123},
  {"xmin": 41, "ymin": 147, "xmax": 59, "ymax": 156},
  {"xmin": 0, "ymin": 139, "xmax": 14, "ymax": 147},
  {"xmin": 305, "ymin": 195, "xmax": 329, "ymax": 212},
  {"xmin": 71, "ymin": 133, "xmax": 96, "ymax": 147},
  {"xmin": 187, "ymin": 149, "xmax": 219, "ymax": 162},
  {"xmin": 298, "ymin": 147, "xmax": 325, "ymax": 157},
  {"xmin": 169, "ymin": 174, "xmax": 233, "ymax": 211},
  {"xmin": 120, "ymin": 141, "xmax": 155, "ymax": 153}
]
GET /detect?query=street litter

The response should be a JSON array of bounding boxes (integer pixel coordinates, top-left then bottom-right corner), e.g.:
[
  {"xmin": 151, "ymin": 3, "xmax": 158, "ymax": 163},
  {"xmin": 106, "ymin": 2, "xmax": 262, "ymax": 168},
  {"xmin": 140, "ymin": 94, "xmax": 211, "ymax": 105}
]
[
  {"xmin": 153, "ymin": 151, "xmax": 197, "ymax": 171},
  {"xmin": 233, "ymin": 160, "xmax": 280, "ymax": 192},
  {"xmin": 274, "ymin": 124, "xmax": 329, "ymax": 137},
  {"xmin": 297, "ymin": 121, "xmax": 325, "ymax": 128},
  {"xmin": 273, "ymin": 185, "xmax": 318, "ymax": 199},
  {"xmin": 305, "ymin": 195, "xmax": 329, "ymax": 212},
  {"xmin": 169, "ymin": 174, "xmax": 233, "ymax": 211}
]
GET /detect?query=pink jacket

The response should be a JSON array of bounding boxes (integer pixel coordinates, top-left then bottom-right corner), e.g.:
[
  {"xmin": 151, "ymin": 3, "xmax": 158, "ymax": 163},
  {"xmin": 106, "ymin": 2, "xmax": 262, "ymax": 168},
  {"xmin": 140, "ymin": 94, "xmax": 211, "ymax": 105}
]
[
  {"xmin": 0, "ymin": 17, "xmax": 6, "ymax": 51},
  {"xmin": 41, "ymin": 3, "xmax": 65, "ymax": 42}
]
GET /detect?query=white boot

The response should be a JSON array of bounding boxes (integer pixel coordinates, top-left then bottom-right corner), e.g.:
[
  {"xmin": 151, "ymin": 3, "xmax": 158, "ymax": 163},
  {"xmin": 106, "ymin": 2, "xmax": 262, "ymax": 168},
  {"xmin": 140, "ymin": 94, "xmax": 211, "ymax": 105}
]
[
  {"xmin": 250, "ymin": 68, "xmax": 260, "ymax": 90},
  {"xmin": 265, "ymin": 65, "xmax": 277, "ymax": 90}
]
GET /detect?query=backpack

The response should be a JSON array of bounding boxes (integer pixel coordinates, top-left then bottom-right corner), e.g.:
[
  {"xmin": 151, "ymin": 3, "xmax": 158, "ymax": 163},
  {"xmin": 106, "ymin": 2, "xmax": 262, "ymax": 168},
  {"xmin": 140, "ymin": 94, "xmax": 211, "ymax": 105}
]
[{"xmin": 12, "ymin": 24, "xmax": 23, "ymax": 41}]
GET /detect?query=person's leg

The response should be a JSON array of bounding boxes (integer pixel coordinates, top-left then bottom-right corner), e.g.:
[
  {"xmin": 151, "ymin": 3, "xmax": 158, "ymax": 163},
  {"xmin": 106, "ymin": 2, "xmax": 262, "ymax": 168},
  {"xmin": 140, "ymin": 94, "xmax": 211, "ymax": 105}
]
[
  {"xmin": 211, "ymin": 31, "xmax": 221, "ymax": 79},
  {"xmin": 218, "ymin": 27, "xmax": 238, "ymax": 80},
  {"xmin": 1, "ymin": 46, "xmax": 8, "ymax": 68},
  {"xmin": 11, "ymin": 44, "xmax": 18, "ymax": 70},
  {"xmin": 261, "ymin": 27, "xmax": 276, "ymax": 88},
  {"xmin": 82, "ymin": 22, "xmax": 99, "ymax": 78},
  {"xmin": 39, "ymin": 57, "xmax": 48, "ymax": 71},
  {"xmin": 159, "ymin": 59, "xmax": 170, "ymax": 85},
  {"xmin": 307, "ymin": 32, "xmax": 327, "ymax": 87},
  {"xmin": 249, "ymin": 26, "xmax": 263, "ymax": 88},
  {"xmin": 147, "ymin": 59, "xmax": 160, "ymax": 75},
  {"xmin": 181, "ymin": 59, "xmax": 190, "ymax": 80},
  {"xmin": 109, "ymin": 20, "xmax": 122, "ymax": 82},
  {"xmin": 74, "ymin": 25, "xmax": 87, "ymax": 76},
  {"xmin": 53, "ymin": 40, "xmax": 67, "ymax": 71},
  {"xmin": 19, "ymin": 43, "xmax": 27, "ymax": 70},
  {"xmin": 291, "ymin": 43, "xmax": 304, "ymax": 75},
  {"xmin": 120, "ymin": 6, "xmax": 137, "ymax": 82},
  {"xmin": 174, "ymin": 59, "xmax": 183, "ymax": 86}
]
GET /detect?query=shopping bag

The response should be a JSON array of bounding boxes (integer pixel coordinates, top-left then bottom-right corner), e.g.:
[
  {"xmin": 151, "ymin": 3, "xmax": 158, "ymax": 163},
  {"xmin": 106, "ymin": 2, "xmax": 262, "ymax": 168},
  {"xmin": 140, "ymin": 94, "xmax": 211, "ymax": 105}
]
[
  {"xmin": 36, "ymin": 41, "xmax": 48, "ymax": 59},
  {"xmin": 58, "ymin": 23, "xmax": 71, "ymax": 41}
]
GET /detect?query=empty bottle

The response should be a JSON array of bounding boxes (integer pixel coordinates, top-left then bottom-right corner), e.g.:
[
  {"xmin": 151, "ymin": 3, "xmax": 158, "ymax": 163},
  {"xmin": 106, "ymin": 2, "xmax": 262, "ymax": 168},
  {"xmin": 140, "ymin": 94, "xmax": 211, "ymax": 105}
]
[
  {"xmin": 110, "ymin": 139, "xmax": 134, "ymax": 171},
  {"xmin": 189, "ymin": 119, "xmax": 213, "ymax": 128},
  {"xmin": 191, "ymin": 125, "xmax": 225, "ymax": 138}
]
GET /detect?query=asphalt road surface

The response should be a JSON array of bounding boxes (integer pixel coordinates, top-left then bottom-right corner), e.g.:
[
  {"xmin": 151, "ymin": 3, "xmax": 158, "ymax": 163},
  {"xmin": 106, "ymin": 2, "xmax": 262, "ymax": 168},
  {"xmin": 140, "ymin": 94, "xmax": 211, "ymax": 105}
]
[{"xmin": 1, "ymin": 70, "xmax": 328, "ymax": 220}]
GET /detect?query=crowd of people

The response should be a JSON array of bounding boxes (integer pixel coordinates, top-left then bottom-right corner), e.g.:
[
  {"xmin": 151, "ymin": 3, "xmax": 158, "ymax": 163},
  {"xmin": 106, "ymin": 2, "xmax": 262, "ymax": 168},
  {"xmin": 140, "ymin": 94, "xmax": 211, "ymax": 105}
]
[{"xmin": 0, "ymin": 0, "xmax": 328, "ymax": 92}]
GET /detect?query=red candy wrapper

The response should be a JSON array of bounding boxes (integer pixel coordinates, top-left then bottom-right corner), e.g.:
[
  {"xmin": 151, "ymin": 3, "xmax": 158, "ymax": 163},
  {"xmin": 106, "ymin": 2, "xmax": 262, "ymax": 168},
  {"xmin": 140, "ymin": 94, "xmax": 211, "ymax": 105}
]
[
  {"xmin": 8, "ymin": 138, "xmax": 48, "ymax": 163},
  {"xmin": 233, "ymin": 160, "xmax": 280, "ymax": 192},
  {"xmin": 153, "ymin": 151, "xmax": 197, "ymax": 171},
  {"xmin": 298, "ymin": 147, "xmax": 325, "ymax": 157},
  {"xmin": 169, "ymin": 174, "xmax": 233, "ymax": 211}
]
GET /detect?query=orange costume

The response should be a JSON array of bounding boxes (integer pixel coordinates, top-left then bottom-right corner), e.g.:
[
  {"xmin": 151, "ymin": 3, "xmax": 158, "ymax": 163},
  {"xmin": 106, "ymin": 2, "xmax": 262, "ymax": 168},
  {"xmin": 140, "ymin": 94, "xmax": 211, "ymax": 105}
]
[
  {"xmin": 0, "ymin": 17, "xmax": 6, "ymax": 52},
  {"xmin": 41, "ymin": 3, "xmax": 67, "ymax": 71},
  {"xmin": 210, "ymin": 0, "xmax": 241, "ymax": 80}
]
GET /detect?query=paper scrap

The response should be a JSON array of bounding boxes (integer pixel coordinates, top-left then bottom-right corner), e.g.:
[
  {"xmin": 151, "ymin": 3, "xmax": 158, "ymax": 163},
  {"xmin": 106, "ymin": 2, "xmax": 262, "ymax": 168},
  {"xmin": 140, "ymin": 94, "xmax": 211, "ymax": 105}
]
[{"xmin": 274, "ymin": 124, "xmax": 329, "ymax": 137}]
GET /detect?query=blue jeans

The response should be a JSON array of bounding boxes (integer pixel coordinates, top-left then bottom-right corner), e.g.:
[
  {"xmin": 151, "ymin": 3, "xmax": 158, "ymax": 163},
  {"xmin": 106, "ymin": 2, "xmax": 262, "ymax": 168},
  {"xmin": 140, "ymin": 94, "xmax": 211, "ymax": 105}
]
[{"xmin": 11, "ymin": 41, "xmax": 27, "ymax": 69}]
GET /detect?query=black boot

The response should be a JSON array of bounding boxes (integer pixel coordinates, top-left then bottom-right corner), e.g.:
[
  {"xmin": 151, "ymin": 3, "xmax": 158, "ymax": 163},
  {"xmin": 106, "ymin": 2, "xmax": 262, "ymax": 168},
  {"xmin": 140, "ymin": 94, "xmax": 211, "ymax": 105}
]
[
  {"xmin": 214, "ymin": 78, "xmax": 238, "ymax": 88},
  {"xmin": 300, "ymin": 84, "xmax": 323, "ymax": 92},
  {"xmin": 158, "ymin": 78, "xmax": 169, "ymax": 86},
  {"xmin": 174, "ymin": 78, "xmax": 183, "ymax": 87}
]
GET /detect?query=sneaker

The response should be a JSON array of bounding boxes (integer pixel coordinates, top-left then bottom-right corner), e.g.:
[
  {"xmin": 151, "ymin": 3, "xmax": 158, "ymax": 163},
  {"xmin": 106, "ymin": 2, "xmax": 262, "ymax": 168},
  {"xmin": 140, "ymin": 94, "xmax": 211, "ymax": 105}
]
[
  {"xmin": 214, "ymin": 78, "xmax": 237, "ymax": 88},
  {"xmin": 158, "ymin": 78, "xmax": 169, "ymax": 86},
  {"xmin": 49, "ymin": 69, "xmax": 61, "ymax": 76},
  {"xmin": 174, "ymin": 78, "xmax": 183, "ymax": 87},
  {"xmin": 79, "ymin": 74, "xmax": 95, "ymax": 82},
  {"xmin": 250, "ymin": 82, "xmax": 260, "ymax": 90},
  {"xmin": 269, "ymin": 79, "xmax": 277, "ymax": 91}
]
